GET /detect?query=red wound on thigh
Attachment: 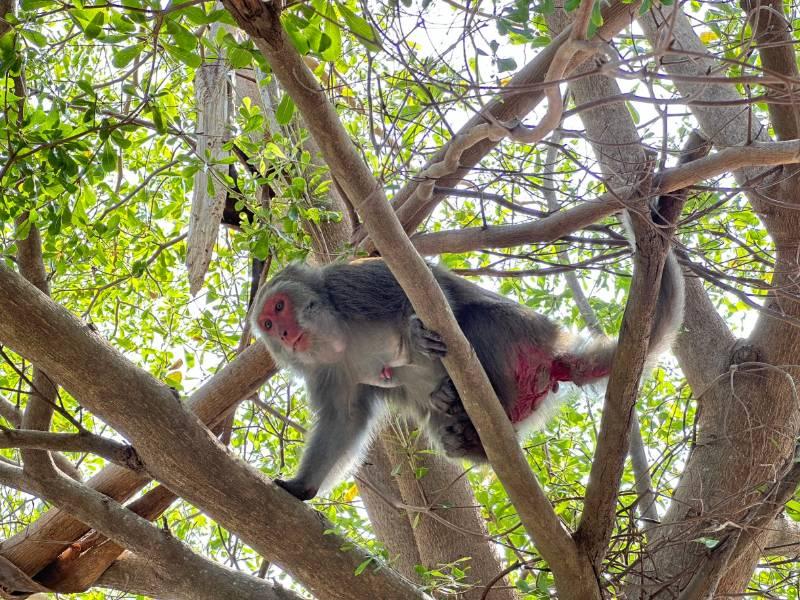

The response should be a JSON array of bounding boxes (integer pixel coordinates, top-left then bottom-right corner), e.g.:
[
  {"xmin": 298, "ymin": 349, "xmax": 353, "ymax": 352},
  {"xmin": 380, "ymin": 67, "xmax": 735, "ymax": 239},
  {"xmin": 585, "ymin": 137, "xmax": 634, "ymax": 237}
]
[{"xmin": 510, "ymin": 345, "xmax": 555, "ymax": 423}]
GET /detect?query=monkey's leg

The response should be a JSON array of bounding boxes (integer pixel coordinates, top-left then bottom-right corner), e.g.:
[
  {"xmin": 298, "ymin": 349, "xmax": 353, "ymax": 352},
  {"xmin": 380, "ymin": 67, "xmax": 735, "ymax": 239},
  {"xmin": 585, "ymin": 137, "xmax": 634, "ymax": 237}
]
[{"xmin": 276, "ymin": 387, "xmax": 380, "ymax": 501}]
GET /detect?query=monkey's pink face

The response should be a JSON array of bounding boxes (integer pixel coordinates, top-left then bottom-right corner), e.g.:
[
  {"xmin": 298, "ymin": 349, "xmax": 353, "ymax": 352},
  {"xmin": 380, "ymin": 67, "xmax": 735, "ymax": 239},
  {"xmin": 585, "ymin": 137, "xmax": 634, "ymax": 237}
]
[{"xmin": 256, "ymin": 292, "xmax": 312, "ymax": 354}]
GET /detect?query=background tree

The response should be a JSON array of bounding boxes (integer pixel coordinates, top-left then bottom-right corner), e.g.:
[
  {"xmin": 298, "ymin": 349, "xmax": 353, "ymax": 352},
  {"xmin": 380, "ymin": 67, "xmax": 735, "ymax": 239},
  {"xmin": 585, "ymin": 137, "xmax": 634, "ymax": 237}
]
[{"xmin": 1, "ymin": 0, "xmax": 800, "ymax": 598}]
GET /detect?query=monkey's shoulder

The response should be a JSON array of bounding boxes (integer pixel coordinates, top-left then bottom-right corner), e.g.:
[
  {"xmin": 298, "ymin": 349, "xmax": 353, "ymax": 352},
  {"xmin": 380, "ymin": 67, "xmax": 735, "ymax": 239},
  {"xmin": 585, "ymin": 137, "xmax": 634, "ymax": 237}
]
[{"xmin": 321, "ymin": 262, "xmax": 412, "ymax": 318}]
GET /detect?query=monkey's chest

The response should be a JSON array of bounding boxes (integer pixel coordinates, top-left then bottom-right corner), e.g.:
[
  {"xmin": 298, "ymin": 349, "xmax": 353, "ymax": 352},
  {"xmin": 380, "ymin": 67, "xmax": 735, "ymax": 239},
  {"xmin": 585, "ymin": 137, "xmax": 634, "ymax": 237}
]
[{"xmin": 347, "ymin": 326, "xmax": 409, "ymax": 388}]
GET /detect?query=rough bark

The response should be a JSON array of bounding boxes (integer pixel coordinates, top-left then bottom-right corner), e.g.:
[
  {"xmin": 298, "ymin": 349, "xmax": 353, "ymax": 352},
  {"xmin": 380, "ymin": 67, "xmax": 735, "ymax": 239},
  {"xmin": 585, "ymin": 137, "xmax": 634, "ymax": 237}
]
[
  {"xmin": 557, "ymin": 52, "xmax": 671, "ymax": 567},
  {"xmin": 380, "ymin": 431, "xmax": 518, "ymax": 599},
  {"xmin": 97, "ymin": 552, "xmax": 301, "ymax": 600},
  {"xmin": 96, "ymin": 552, "xmax": 304, "ymax": 600},
  {"xmin": 740, "ymin": 0, "xmax": 800, "ymax": 140}
]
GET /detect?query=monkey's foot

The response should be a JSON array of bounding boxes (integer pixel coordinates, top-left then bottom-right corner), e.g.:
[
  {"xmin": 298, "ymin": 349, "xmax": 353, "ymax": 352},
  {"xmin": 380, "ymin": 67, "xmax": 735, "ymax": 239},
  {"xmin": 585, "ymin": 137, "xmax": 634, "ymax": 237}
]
[
  {"xmin": 430, "ymin": 378, "xmax": 465, "ymax": 415},
  {"xmin": 409, "ymin": 315, "xmax": 448, "ymax": 357},
  {"xmin": 439, "ymin": 416, "xmax": 484, "ymax": 460},
  {"xmin": 274, "ymin": 478, "xmax": 317, "ymax": 501}
]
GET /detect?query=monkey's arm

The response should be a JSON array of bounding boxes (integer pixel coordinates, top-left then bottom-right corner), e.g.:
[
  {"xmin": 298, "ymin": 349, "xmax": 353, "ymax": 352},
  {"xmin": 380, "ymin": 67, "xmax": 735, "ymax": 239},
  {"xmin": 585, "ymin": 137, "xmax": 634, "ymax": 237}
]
[{"xmin": 276, "ymin": 374, "xmax": 382, "ymax": 501}]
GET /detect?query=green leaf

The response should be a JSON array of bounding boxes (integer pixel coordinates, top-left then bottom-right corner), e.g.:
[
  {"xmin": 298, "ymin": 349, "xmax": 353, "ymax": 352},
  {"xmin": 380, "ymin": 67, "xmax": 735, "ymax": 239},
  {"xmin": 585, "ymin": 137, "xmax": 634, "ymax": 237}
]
[
  {"xmin": 19, "ymin": 0, "xmax": 55, "ymax": 9},
  {"xmin": 21, "ymin": 29, "xmax": 47, "ymax": 47},
  {"xmin": 227, "ymin": 46, "xmax": 251, "ymax": 69},
  {"xmin": 112, "ymin": 43, "xmax": 144, "ymax": 68},
  {"xmin": 101, "ymin": 143, "xmax": 117, "ymax": 172},
  {"xmin": 282, "ymin": 14, "xmax": 310, "ymax": 54},
  {"xmin": 591, "ymin": 0, "xmax": 603, "ymax": 27},
  {"xmin": 150, "ymin": 105, "xmax": 166, "ymax": 133},
  {"xmin": 109, "ymin": 11, "xmax": 137, "ymax": 33},
  {"xmin": 336, "ymin": 3, "xmax": 381, "ymax": 52},
  {"xmin": 84, "ymin": 12, "xmax": 105, "ymax": 39},
  {"xmin": 275, "ymin": 94, "xmax": 295, "ymax": 125},
  {"xmin": 354, "ymin": 557, "xmax": 373, "ymax": 576},
  {"xmin": 164, "ymin": 43, "xmax": 202, "ymax": 68},
  {"xmin": 76, "ymin": 79, "xmax": 95, "ymax": 96},
  {"xmin": 321, "ymin": 2, "xmax": 342, "ymax": 62},
  {"xmin": 166, "ymin": 19, "xmax": 197, "ymax": 51},
  {"xmin": 496, "ymin": 57, "xmax": 517, "ymax": 72}
]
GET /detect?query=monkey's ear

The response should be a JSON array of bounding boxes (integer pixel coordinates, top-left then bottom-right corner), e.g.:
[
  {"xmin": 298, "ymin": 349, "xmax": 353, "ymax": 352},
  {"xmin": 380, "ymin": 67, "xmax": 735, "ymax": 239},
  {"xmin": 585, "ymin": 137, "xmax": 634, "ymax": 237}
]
[{"xmin": 274, "ymin": 478, "xmax": 317, "ymax": 501}]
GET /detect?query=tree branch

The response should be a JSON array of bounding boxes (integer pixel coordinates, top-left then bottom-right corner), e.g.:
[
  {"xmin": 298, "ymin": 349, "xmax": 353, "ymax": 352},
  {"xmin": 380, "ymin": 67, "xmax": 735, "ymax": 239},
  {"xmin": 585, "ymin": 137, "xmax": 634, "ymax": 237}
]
[
  {"xmin": 740, "ymin": 0, "xmax": 800, "ymax": 140},
  {"xmin": 219, "ymin": 0, "xmax": 602, "ymax": 596},
  {"xmin": 0, "ymin": 460, "xmax": 301, "ymax": 600},
  {"xmin": 411, "ymin": 139, "xmax": 800, "ymax": 256},
  {"xmin": 0, "ymin": 265, "xmax": 423, "ymax": 599},
  {"xmin": 1, "ymin": 342, "xmax": 274, "ymax": 577},
  {"xmin": 0, "ymin": 429, "xmax": 142, "ymax": 472},
  {"xmin": 96, "ymin": 552, "xmax": 304, "ymax": 600}
]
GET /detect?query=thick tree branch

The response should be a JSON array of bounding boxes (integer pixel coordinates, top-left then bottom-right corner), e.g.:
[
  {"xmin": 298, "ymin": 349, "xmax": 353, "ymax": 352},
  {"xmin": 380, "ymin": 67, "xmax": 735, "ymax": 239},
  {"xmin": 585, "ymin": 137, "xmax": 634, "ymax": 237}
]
[
  {"xmin": 547, "ymin": 45, "xmax": 670, "ymax": 564},
  {"xmin": 0, "ymin": 460, "xmax": 300, "ymax": 600},
  {"xmin": 35, "ymin": 405, "xmax": 241, "ymax": 592},
  {"xmin": 575, "ymin": 200, "xmax": 675, "ymax": 564},
  {"xmin": 220, "ymin": 0, "xmax": 599, "ymax": 596},
  {"xmin": 631, "ymin": 8, "xmax": 800, "ymax": 596},
  {"xmin": 96, "ymin": 552, "xmax": 304, "ymax": 600},
  {"xmin": 1, "ymin": 342, "xmax": 275, "ymax": 577},
  {"xmin": 740, "ymin": 0, "xmax": 800, "ymax": 140},
  {"xmin": 16, "ymin": 218, "xmax": 61, "ymax": 481},
  {"xmin": 0, "ymin": 265, "xmax": 423, "ymax": 600},
  {"xmin": 764, "ymin": 517, "xmax": 800, "ymax": 557},
  {"xmin": 679, "ymin": 442, "xmax": 800, "ymax": 599}
]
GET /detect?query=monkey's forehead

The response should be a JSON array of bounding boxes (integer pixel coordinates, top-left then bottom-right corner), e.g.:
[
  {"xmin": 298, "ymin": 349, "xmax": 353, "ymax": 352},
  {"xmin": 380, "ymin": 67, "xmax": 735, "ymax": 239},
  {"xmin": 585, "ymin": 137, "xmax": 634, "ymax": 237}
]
[{"xmin": 262, "ymin": 274, "xmax": 324, "ymax": 299}]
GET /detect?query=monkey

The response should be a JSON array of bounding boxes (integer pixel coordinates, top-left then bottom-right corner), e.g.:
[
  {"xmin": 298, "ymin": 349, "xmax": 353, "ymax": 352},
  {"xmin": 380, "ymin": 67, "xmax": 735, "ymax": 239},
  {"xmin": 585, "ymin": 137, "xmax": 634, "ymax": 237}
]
[
  {"xmin": 250, "ymin": 236, "xmax": 684, "ymax": 500},
  {"xmin": 251, "ymin": 260, "xmax": 453, "ymax": 499}
]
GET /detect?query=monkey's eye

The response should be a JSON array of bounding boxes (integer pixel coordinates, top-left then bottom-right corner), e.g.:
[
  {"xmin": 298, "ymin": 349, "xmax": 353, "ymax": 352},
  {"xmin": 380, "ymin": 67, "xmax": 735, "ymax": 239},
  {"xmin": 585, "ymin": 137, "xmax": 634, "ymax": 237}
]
[
  {"xmin": 275, "ymin": 300, "xmax": 284, "ymax": 312},
  {"xmin": 264, "ymin": 319, "xmax": 272, "ymax": 330}
]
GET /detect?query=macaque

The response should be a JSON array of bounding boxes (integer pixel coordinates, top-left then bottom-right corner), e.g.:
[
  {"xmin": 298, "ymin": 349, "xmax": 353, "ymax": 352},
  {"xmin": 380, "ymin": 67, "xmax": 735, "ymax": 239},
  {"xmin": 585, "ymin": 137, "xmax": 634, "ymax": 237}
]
[{"xmin": 251, "ymin": 242, "xmax": 684, "ymax": 500}]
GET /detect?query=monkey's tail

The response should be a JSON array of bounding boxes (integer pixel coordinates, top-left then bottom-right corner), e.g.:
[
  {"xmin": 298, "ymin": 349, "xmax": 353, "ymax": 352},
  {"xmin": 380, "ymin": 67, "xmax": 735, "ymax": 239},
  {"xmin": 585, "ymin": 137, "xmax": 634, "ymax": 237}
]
[
  {"xmin": 647, "ymin": 247, "xmax": 685, "ymax": 358},
  {"xmin": 564, "ymin": 229, "xmax": 685, "ymax": 387},
  {"xmin": 562, "ymin": 134, "xmax": 707, "ymax": 386}
]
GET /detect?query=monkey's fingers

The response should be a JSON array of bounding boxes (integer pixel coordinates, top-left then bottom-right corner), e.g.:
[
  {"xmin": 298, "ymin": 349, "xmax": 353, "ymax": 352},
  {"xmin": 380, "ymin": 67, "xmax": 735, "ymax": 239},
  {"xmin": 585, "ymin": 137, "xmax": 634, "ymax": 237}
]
[{"xmin": 409, "ymin": 314, "xmax": 448, "ymax": 356}]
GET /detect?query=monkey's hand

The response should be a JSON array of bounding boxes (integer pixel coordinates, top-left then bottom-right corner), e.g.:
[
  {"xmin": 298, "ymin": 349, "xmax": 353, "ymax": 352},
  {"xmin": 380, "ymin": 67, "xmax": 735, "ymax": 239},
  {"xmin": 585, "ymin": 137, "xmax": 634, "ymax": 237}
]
[
  {"xmin": 409, "ymin": 315, "xmax": 447, "ymax": 357},
  {"xmin": 274, "ymin": 478, "xmax": 317, "ymax": 501}
]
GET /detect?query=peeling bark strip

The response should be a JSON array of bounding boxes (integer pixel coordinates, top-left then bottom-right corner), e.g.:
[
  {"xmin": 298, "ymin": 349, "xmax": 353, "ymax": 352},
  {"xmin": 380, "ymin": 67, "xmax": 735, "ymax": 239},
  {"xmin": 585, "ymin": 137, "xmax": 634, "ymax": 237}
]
[
  {"xmin": 186, "ymin": 61, "xmax": 231, "ymax": 295},
  {"xmin": 0, "ymin": 264, "xmax": 424, "ymax": 600}
]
